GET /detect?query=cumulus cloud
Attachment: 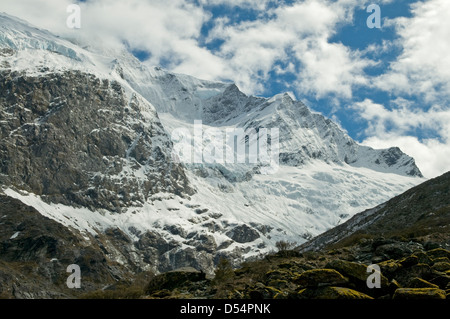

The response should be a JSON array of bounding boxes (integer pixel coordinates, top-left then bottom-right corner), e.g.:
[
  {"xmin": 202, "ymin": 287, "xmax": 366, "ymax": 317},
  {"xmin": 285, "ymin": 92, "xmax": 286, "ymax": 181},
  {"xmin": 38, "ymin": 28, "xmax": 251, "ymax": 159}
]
[
  {"xmin": 205, "ymin": 0, "xmax": 374, "ymax": 96},
  {"xmin": 0, "ymin": 0, "xmax": 73, "ymax": 34},
  {"xmin": 353, "ymin": 99, "xmax": 450, "ymax": 178},
  {"xmin": 0, "ymin": 0, "xmax": 376, "ymax": 98},
  {"xmin": 198, "ymin": 0, "xmax": 274, "ymax": 10},
  {"xmin": 2, "ymin": 0, "xmax": 448, "ymax": 177},
  {"xmin": 374, "ymin": 0, "xmax": 450, "ymax": 103},
  {"xmin": 351, "ymin": 0, "xmax": 450, "ymax": 178},
  {"xmin": 0, "ymin": 0, "xmax": 214, "ymax": 73}
]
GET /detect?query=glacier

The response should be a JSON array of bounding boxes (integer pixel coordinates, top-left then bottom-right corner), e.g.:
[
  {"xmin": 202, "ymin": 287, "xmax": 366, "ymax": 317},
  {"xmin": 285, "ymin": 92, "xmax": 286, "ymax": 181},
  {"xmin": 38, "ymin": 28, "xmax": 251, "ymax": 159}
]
[{"xmin": 0, "ymin": 12, "xmax": 425, "ymax": 274}]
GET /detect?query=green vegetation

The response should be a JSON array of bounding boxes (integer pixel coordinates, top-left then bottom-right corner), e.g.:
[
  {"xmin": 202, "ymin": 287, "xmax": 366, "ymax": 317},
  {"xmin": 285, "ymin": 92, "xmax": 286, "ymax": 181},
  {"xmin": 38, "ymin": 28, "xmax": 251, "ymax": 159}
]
[{"xmin": 89, "ymin": 237, "xmax": 449, "ymax": 300}]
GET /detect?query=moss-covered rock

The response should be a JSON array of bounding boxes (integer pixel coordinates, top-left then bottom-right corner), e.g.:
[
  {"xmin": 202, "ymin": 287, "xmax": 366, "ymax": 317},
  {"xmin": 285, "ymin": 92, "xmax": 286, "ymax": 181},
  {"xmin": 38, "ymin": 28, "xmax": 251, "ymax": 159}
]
[
  {"xmin": 264, "ymin": 268, "xmax": 299, "ymax": 291},
  {"xmin": 409, "ymin": 277, "xmax": 439, "ymax": 289},
  {"xmin": 325, "ymin": 260, "xmax": 365, "ymax": 279},
  {"xmin": 266, "ymin": 279, "xmax": 291, "ymax": 290},
  {"xmin": 297, "ymin": 286, "xmax": 373, "ymax": 299},
  {"xmin": 412, "ymin": 251, "xmax": 433, "ymax": 265},
  {"xmin": 264, "ymin": 268, "xmax": 295, "ymax": 283},
  {"xmin": 432, "ymin": 262, "xmax": 450, "ymax": 272},
  {"xmin": 432, "ymin": 257, "xmax": 450, "ymax": 264},
  {"xmin": 394, "ymin": 263, "xmax": 433, "ymax": 287},
  {"xmin": 378, "ymin": 259, "xmax": 402, "ymax": 278},
  {"xmin": 327, "ymin": 259, "xmax": 388, "ymax": 287},
  {"xmin": 293, "ymin": 269, "xmax": 348, "ymax": 288},
  {"xmin": 148, "ymin": 289, "xmax": 172, "ymax": 298},
  {"xmin": 393, "ymin": 288, "xmax": 446, "ymax": 299},
  {"xmin": 388, "ymin": 279, "xmax": 401, "ymax": 296},
  {"xmin": 145, "ymin": 267, "xmax": 206, "ymax": 294},
  {"xmin": 426, "ymin": 248, "xmax": 450, "ymax": 260},
  {"xmin": 246, "ymin": 283, "xmax": 286, "ymax": 299},
  {"xmin": 429, "ymin": 273, "xmax": 450, "ymax": 290},
  {"xmin": 400, "ymin": 255, "xmax": 419, "ymax": 267},
  {"xmin": 325, "ymin": 259, "xmax": 391, "ymax": 298}
]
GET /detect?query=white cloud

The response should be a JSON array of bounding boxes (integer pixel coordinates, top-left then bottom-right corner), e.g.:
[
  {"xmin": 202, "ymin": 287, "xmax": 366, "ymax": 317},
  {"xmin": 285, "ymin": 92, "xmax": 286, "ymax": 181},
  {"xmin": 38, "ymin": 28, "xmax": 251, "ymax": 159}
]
[
  {"xmin": 351, "ymin": 0, "xmax": 450, "ymax": 178},
  {"xmin": 198, "ymin": 0, "xmax": 273, "ymax": 10},
  {"xmin": 294, "ymin": 38, "xmax": 373, "ymax": 99},
  {"xmin": 353, "ymin": 99, "xmax": 450, "ymax": 178},
  {"xmin": 0, "ymin": 0, "xmax": 73, "ymax": 34},
  {"xmin": 375, "ymin": 0, "xmax": 450, "ymax": 102},
  {"xmin": 0, "ymin": 0, "xmax": 376, "ymax": 98},
  {"xmin": 205, "ymin": 0, "xmax": 373, "ymax": 96},
  {"xmin": 0, "ymin": 0, "xmax": 212, "ymax": 71}
]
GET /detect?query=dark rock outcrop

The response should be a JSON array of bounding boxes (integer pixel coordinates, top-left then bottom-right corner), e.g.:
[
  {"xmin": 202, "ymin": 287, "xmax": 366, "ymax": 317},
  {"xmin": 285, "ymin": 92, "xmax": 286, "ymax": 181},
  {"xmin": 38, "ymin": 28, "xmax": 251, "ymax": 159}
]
[{"xmin": 0, "ymin": 70, "xmax": 193, "ymax": 212}]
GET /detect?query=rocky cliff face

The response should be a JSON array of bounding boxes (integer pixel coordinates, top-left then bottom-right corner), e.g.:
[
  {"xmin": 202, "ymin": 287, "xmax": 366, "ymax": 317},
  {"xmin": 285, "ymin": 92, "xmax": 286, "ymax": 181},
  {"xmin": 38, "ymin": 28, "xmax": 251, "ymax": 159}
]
[
  {"xmin": 0, "ymin": 13, "xmax": 428, "ymax": 298},
  {"xmin": 0, "ymin": 69, "xmax": 193, "ymax": 212}
]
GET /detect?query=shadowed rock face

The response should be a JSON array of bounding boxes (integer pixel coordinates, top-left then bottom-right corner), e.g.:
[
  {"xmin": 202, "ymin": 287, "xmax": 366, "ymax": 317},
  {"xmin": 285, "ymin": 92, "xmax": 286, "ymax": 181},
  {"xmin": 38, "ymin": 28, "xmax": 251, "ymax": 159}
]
[
  {"xmin": 0, "ymin": 70, "xmax": 194, "ymax": 212},
  {"xmin": 0, "ymin": 194, "xmax": 124, "ymax": 298},
  {"xmin": 298, "ymin": 171, "xmax": 450, "ymax": 253},
  {"xmin": 226, "ymin": 224, "xmax": 260, "ymax": 243}
]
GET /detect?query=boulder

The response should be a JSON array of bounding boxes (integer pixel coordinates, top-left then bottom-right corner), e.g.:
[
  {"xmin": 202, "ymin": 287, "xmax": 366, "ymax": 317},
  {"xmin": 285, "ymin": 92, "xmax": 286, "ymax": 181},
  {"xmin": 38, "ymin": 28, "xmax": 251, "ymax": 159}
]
[
  {"xmin": 375, "ymin": 243, "xmax": 413, "ymax": 260},
  {"xmin": 247, "ymin": 283, "xmax": 286, "ymax": 299},
  {"xmin": 412, "ymin": 251, "xmax": 433, "ymax": 265},
  {"xmin": 326, "ymin": 260, "xmax": 388, "ymax": 286},
  {"xmin": 409, "ymin": 277, "xmax": 439, "ymax": 289},
  {"xmin": 432, "ymin": 257, "xmax": 450, "ymax": 264},
  {"xmin": 427, "ymin": 248, "xmax": 450, "ymax": 260},
  {"xmin": 395, "ymin": 263, "xmax": 433, "ymax": 287},
  {"xmin": 293, "ymin": 269, "xmax": 348, "ymax": 288},
  {"xmin": 432, "ymin": 262, "xmax": 450, "ymax": 272},
  {"xmin": 393, "ymin": 288, "xmax": 446, "ymax": 299},
  {"xmin": 429, "ymin": 273, "xmax": 450, "ymax": 289},
  {"xmin": 297, "ymin": 286, "xmax": 373, "ymax": 299},
  {"xmin": 378, "ymin": 259, "xmax": 402, "ymax": 279},
  {"xmin": 145, "ymin": 267, "xmax": 206, "ymax": 294},
  {"xmin": 225, "ymin": 224, "xmax": 260, "ymax": 243},
  {"xmin": 325, "ymin": 259, "xmax": 390, "ymax": 297},
  {"xmin": 399, "ymin": 255, "xmax": 419, "ymax": 267}
]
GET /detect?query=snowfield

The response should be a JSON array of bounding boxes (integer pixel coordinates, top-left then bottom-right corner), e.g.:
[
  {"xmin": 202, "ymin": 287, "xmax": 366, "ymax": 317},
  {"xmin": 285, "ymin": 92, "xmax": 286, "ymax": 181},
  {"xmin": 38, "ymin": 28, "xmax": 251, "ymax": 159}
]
[{"xmin": 0, "ymin": 12, "xmax": 425, "ymax": 266}]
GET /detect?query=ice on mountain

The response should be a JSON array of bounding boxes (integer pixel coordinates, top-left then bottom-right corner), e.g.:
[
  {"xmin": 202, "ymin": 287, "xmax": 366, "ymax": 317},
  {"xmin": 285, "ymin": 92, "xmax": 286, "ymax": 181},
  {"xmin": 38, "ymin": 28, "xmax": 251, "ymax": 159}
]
[{"xmin": 0, "ymin": 12, "xmax": 426, "ymax": 268}]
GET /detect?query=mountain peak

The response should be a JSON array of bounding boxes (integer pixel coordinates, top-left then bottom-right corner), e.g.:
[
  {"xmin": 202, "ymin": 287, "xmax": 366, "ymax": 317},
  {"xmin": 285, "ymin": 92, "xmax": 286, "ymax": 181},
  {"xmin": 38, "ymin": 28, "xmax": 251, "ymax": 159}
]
[{"xmin": 0, "ymin": 13, "xmax": 425, "ymax": 283}]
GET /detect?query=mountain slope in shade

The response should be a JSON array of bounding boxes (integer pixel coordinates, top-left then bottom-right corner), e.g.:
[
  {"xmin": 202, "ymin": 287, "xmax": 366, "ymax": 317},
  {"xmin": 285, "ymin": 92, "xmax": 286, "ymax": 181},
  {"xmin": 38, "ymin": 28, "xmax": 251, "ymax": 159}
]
[{"xmin": 299, "ymin": 171, "xmax": 450, "ymax": 252}]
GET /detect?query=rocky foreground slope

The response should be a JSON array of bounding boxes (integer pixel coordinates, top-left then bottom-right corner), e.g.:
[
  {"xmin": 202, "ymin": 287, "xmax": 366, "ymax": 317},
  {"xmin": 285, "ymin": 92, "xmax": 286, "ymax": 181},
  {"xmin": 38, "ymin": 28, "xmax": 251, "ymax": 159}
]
[
  {"xmin": 102, "ymin": 170, "xmax": 449, "ymax": 300},
  {"xmin": 131, "ymin": 242, "xmax": 450, "ymax": 300},
  {"xmin": 20, "ymin": 170, "xmax": 445, "ymax": 300}
]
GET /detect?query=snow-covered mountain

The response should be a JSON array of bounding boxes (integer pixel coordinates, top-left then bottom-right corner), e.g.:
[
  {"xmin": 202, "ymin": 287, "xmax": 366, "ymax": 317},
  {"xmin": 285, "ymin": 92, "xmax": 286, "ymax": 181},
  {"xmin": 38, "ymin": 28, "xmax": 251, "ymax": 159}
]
[{"xmin": 0, "ymin": 12, "xmax": 425, "ymax": 279}]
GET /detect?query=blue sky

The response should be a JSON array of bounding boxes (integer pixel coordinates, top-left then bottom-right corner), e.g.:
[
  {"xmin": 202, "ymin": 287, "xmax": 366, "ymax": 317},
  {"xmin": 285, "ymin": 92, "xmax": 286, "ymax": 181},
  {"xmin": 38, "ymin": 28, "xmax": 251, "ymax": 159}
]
[{"xmin": 1, "ymin": 0, "xmax": 450, "ymax": 178}]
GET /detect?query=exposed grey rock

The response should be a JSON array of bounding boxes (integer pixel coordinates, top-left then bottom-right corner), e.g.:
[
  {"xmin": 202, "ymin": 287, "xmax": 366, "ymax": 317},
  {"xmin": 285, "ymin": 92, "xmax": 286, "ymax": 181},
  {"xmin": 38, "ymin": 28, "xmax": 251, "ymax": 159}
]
[
  {"xmin": 185, "ymin": 233, "xmax": 217, "ymax": 253},
  {"xmin": 145, "ymin": 266, "xmax": 206, "ymax": 295},
  {"xmin": 226, "ymin": 224, "xmax": 260, "ymax": 243},
  {"xmin": 0, "ymin": 70, "xmax": 194, "ymax": 212},
  {"xmin": 0, "ymin": 194, "xmax": 131, "ymax": 297}
]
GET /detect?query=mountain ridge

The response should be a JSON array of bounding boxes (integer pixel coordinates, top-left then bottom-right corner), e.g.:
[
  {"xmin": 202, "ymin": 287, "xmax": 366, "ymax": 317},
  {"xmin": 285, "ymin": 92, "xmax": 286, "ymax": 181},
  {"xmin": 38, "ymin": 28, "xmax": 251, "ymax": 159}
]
[
  {"xmin": 0, "ymin": 13, "xmax": 423, "ymax": 178},
  {"xmin": 299, "ymin": 170, "xmax": 450, "ymax": 252},
  {"xmin": 0, "ymin": 12, "xmax": 427, "ymax": 288}
]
